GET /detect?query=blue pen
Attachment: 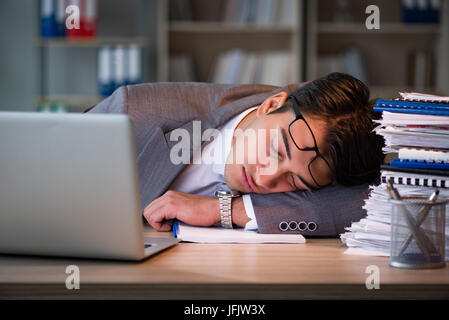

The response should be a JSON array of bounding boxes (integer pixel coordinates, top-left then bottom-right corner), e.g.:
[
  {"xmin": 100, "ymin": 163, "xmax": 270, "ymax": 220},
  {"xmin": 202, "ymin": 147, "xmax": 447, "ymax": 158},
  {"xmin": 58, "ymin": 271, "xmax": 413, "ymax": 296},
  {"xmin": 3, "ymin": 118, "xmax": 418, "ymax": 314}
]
[{"xmin": 172, "ymin": 220, "xmax": 179, "ymax": 238}]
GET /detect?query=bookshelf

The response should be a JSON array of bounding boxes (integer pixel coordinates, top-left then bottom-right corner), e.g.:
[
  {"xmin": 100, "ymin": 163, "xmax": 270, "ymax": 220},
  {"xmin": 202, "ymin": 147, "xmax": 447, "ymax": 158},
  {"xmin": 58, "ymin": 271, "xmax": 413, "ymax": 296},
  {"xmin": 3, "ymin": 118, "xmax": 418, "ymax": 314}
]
[
  {"xmin": 158, "ymin": 0, "xmax": 449, "ymax": 96},
  {"xmin": 35, "ymin": 0, "xmax": 155, "ymax": 111},
  {"xmin": 33, "ymin": 0, "xmax": 449, "ymax": 111},
  {"xmin": 158, "ymin": 0, "xmax": 305, "ymax": 85},
  {"xmin": 36, "ymin": 37, "xmax": 149, "ymax": 111},
  {"xmin": 306, "ymin": 0, "xmax": 449, "ymax": 98}
]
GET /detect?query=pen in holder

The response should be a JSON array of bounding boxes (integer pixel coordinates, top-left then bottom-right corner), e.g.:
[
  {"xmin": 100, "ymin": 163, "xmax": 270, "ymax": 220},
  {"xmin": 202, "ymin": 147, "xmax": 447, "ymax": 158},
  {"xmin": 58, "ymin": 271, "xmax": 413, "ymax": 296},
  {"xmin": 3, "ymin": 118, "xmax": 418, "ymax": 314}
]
[{"xmin": 387, "ymin": 180, "xmax": 447, "ymax": 269}]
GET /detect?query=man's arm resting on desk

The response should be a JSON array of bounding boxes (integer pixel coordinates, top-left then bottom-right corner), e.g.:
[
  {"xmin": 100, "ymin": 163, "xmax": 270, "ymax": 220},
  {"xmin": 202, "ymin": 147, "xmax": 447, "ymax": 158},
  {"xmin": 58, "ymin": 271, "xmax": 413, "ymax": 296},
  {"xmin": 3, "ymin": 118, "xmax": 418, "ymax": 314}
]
[
  {"xmin": 143, "ymin": 190, "xmax": 251, "ymax": 231},
  {"xmin": 143, "ymin": 183, "xmax": 370, "ymax": 235}
]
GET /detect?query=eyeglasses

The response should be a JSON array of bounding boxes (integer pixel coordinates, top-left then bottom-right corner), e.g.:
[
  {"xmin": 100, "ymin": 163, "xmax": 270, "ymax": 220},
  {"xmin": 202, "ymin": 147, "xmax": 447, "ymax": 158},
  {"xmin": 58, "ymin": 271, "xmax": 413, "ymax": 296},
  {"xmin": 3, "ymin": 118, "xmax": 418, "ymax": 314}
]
[{"xmin": 287, "ymin": 95, "xmax": 333, "ymax": 189}]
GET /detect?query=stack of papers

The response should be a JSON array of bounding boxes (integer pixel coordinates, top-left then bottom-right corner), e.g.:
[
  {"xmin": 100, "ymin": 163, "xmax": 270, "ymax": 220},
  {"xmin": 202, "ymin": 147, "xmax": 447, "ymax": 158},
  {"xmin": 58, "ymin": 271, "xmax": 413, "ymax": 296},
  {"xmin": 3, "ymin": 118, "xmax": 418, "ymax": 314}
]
[
  {"xmin": 340, "ymin": 184, "xmax": 449, "ymax": 260},
  {"xmin": 341, "ymin": 92, "xmax": 449, "ymax": 260},
  {"xmin": 374, "ymin": 112, "xmax": 449, "ymax": 153},
  {"xmin": 173, "ymin": 222, "xmax": 306, "ymax": 244},
  {"xmin": 372, "ymin": 92, "xmax": 449, "ymax": 169}
]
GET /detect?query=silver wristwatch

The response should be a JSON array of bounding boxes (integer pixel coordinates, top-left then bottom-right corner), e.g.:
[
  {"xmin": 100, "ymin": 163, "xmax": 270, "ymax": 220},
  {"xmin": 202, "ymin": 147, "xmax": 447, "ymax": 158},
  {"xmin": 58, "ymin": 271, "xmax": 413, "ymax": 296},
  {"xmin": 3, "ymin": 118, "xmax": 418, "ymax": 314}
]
[{"xmin": 214, "ymin": 190, "xmax": 241, "ymax": 229}]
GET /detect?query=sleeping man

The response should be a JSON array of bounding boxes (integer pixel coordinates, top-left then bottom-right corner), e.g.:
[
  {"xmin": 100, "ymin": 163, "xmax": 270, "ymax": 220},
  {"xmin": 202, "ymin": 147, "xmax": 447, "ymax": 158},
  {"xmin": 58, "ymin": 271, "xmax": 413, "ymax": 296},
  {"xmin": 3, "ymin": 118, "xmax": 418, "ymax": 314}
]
[{"xmin": 86, "ymin": 72, "xmax": 384, "ymax": 236}]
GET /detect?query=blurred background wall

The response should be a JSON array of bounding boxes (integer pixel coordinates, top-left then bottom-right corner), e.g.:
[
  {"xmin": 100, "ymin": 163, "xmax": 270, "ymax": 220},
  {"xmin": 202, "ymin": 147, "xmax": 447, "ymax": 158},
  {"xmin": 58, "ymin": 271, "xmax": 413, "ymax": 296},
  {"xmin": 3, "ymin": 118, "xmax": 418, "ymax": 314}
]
[
  {"xmin": 0, "ymin": 1, "xmax": 39, "ymax": 110},
  {"xmin": 0, "ymin": 0, "xmax": 448, "ymax": 112}
]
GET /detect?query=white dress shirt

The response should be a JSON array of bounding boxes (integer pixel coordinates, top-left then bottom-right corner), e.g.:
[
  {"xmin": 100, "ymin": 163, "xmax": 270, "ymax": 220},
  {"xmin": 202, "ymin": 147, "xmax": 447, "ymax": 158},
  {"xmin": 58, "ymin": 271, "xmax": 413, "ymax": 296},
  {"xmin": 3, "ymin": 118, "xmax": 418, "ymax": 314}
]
[{"xmin": 168, "ymin": 106, "xmax": 258, "ymax": 231}]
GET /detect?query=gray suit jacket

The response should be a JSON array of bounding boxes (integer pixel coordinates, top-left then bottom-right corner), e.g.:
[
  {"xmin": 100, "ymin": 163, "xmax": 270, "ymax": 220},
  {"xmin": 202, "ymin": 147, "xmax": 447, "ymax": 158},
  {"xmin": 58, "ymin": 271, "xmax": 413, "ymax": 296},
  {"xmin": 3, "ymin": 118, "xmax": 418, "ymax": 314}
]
[{"xmin": 87, "ymin": 82, "xmax": 369, "ymax": 236}]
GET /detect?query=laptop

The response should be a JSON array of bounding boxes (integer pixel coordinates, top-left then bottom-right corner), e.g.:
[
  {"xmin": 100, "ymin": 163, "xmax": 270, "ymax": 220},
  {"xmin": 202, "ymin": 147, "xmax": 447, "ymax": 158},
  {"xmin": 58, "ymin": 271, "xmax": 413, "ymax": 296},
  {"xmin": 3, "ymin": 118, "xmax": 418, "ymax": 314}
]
[{"xmin": 0, "ymin": 112, "xmax": 179, "ymax": 261}]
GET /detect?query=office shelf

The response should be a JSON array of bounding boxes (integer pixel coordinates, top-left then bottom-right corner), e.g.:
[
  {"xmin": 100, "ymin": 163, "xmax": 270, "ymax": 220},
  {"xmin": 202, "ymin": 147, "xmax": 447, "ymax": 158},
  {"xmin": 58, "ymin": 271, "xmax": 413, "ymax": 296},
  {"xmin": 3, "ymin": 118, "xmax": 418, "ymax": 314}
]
[
  {"xmin": 306, "ymin": 0, "xmax": 449, "ymax": 95},
  {"xmin": 35, "ymin": 0, "xmax": 154, "ymax": 112},
  {"xmin": 32, "ymin": 0, "xmax": 449, "ymax": 112},
  {"xmin": 169, "ymin": 22, "xmax": 295, "ymax": 34},
  {"xmin": 35, "ymin": 37, "xmax": 150, "ymax": 48},
  {"xmin": 35, "ymin": 95, "xmax": 103, "ymax": 110},
  {"xmin": 317, "ymin": 22, "xmax": 441, "ymax": 34},
  {"xmin": 160, "ymin": 0, "xmax": 304, "ymax": 84}
]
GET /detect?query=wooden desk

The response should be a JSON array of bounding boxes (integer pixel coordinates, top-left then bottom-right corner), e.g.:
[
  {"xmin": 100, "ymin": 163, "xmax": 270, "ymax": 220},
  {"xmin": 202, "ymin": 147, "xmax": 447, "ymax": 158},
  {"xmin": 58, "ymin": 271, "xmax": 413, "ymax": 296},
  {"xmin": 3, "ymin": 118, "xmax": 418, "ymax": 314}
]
[{"xmin": 0, "ymin": 226, "xmax": 448, "ymax": 299}]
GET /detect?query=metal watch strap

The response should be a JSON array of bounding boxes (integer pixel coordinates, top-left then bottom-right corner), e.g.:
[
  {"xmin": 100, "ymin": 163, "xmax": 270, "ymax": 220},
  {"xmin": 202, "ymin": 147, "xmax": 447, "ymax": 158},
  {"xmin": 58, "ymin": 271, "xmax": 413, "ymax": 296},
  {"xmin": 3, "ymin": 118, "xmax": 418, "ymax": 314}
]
[
  {"xmin": 218, "ymin": 194, "xmax": 233, "ymax": 229},
  {"xmin": 215, "ymin": 190, "xmax": 240, "ymax": 229}
]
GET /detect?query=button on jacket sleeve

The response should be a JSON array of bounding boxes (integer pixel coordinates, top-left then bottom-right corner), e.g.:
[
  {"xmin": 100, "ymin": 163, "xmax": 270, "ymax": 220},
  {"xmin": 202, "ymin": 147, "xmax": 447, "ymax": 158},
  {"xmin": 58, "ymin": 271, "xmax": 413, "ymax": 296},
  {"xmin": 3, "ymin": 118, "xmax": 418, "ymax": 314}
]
[{"xmin": 249, "ymin": 183, "xmax": 370, "ymax": 236}]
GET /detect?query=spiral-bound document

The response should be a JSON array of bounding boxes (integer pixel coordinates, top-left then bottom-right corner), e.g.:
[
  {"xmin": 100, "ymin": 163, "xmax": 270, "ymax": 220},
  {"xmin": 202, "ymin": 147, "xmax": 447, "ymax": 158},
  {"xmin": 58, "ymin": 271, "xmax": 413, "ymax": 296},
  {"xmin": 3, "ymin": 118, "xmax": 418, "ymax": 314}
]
[{"xmin": 399, "ymin": 92, "xmax": 449, "ymax": 103}]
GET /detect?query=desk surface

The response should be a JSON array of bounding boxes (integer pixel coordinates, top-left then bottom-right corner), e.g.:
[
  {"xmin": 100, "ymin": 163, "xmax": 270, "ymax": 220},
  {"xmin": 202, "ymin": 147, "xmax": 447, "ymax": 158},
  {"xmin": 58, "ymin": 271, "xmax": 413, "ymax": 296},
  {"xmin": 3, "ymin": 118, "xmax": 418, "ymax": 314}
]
[{"xmin": 1, "ymin": 226, "xmax": 448, "ymax": 299}]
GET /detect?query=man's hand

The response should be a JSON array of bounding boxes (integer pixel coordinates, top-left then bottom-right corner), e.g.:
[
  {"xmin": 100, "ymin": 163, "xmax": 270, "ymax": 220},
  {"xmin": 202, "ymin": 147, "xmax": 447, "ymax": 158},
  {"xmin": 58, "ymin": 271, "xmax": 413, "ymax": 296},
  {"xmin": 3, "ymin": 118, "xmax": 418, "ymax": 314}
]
[
  {"xmin": 143, "ymin": 190, "xmax": 251, "ymax": 231},
  {"xmin": 144, "ymin": 190, "xmax": 221, "ymax": 231}
]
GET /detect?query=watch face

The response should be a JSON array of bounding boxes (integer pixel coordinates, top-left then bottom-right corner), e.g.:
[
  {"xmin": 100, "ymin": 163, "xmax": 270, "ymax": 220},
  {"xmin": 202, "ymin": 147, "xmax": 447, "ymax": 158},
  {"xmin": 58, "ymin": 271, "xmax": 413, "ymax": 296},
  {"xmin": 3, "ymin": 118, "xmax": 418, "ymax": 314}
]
[
  {"xmin": 229, "ymin": 190, "xmax": 241, "ymax": 197},
  {"xmin": 215, "ymin": 190, "xmax": 241, "ymax": 197}
]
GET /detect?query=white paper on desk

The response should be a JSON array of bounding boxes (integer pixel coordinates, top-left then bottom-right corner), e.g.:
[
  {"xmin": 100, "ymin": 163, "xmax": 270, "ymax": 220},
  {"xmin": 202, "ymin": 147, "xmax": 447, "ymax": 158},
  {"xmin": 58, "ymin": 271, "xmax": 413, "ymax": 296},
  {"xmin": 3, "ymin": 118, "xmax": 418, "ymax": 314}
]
[{"xmin": 175, "ymin": 223, "xmax": 306, "ymax": 243}]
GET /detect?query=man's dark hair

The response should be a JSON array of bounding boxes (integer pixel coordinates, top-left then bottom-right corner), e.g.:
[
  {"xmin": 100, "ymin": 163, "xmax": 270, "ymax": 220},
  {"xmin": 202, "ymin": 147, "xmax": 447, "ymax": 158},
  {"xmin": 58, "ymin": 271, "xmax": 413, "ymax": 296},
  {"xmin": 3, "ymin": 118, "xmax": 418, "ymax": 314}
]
[{"xmin": 274, "ymin": 72, "xmax": 385, "ymax": 186}]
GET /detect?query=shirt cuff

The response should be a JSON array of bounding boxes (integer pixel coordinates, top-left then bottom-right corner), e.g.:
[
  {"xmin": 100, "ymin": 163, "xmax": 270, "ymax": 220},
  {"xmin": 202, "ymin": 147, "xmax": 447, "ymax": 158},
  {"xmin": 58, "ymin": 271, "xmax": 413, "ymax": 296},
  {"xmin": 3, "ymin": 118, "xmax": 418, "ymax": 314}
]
[{"xmin": 242, "ymin": 194, "xmax": 258, "ymax": 231}]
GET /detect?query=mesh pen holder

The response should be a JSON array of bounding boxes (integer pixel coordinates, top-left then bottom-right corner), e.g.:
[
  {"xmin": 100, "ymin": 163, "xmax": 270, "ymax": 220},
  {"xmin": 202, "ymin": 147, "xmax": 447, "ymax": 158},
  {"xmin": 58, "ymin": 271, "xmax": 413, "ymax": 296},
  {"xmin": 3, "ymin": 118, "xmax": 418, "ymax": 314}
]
[{"xmin": 390, "ymin": 195, "xmax": 447, "ymax": 269}]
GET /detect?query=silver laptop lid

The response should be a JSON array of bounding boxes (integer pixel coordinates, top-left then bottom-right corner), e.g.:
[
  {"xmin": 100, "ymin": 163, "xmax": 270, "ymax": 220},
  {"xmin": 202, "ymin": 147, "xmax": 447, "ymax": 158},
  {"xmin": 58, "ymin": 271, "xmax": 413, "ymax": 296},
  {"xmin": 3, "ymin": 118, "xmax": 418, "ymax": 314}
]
[{"xmin": 0, "ymin": 112, "xmax": 146, "ymax": 260}]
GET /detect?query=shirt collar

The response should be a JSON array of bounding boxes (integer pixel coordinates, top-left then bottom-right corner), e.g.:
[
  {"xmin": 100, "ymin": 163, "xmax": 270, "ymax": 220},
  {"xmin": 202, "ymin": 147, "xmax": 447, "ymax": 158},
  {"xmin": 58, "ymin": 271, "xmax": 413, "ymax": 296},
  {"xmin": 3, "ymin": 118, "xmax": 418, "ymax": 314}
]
[{"xmin": 212, "ymin": 106, "xmax": 258, "ymax": 176}]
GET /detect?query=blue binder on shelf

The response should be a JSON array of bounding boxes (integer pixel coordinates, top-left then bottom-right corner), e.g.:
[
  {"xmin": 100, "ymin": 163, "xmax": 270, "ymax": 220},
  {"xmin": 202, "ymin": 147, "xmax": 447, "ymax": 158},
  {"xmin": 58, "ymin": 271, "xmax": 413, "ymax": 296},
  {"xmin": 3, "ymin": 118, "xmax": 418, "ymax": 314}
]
[
  {"xmin": 402, "ymin": 0, "xmax": 440, "ymax": 24},
  {"xmin": 41, "ymin": 0, "xmax": 56, "ymax": 38},
  {"xmin": 390, "ymin": 158, "xmax": 449, "ymax": 171},
  {"xmin": 374, "ymin": 99, "xmax": 449, "ymax": 116}
]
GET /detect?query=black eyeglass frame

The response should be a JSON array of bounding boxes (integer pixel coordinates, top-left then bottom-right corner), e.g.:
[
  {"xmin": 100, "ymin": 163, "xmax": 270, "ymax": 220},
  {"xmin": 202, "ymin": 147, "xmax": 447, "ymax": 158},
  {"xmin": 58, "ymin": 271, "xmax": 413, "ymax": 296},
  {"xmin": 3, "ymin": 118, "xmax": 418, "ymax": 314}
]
[{"xmin": 287, "ymin": 95, "xmax": 333, "ymax": 188}]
